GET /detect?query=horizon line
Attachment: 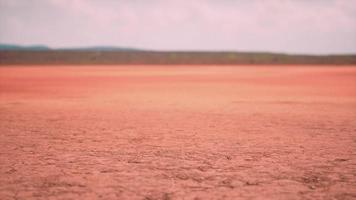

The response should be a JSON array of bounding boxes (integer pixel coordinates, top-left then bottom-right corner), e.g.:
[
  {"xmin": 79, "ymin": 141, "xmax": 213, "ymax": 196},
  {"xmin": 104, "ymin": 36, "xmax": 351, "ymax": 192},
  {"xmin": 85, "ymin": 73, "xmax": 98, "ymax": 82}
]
[{"xmin": 1, "ymin": 43, "xmax": 356, "ymax": 56}]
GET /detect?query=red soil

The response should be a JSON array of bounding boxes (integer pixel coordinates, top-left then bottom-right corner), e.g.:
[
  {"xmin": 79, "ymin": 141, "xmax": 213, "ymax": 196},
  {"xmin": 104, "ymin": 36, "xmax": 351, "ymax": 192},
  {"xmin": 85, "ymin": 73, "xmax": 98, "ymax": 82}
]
[{"xmin": 0, "ymin": 65, "xmax": 356, "ymax": 200}]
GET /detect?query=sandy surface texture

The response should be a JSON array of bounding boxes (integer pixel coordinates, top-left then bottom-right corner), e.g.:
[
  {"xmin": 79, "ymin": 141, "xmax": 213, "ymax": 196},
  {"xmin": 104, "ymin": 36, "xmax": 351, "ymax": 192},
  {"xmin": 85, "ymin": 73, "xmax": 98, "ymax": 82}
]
[{"xmin": 0, "ymin": 65, "xmax": 356, "ymax": 200}]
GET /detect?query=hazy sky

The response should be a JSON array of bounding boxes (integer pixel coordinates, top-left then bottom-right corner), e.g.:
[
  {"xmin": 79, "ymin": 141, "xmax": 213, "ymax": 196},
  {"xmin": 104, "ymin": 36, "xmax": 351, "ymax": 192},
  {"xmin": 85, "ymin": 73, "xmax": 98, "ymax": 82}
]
[{"xmin": 0, "ymin": 0, "xmax": 356, "ymax": 54}]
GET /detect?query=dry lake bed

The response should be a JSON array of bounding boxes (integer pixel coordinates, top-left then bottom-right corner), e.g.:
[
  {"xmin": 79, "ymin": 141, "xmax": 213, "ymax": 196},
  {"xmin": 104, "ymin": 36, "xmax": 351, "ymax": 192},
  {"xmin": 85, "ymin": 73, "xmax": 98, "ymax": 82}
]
[{"xmin": 0, "ymin": 65, "xmax": 356, "ymax": 199}]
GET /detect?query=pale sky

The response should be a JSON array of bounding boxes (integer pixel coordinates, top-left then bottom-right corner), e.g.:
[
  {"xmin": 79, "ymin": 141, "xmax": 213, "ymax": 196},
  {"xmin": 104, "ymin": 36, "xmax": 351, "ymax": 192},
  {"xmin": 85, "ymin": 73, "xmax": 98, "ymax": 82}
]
[{"xmin": 0, "ymin": 0, "xmax": 356, "ymax": 54}]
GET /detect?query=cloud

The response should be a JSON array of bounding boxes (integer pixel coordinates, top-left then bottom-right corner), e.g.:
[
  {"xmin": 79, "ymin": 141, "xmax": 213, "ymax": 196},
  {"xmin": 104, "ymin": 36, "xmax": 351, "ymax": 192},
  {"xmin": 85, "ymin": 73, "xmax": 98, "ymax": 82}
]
[{"xmin": 0, "ymin": 0, "xmax": 355, "ymax": 54}]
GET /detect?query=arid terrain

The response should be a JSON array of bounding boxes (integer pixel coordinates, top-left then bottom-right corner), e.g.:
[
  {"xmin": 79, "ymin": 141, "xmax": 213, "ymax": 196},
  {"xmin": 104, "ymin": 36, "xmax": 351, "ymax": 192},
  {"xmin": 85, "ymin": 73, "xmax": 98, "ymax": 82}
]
[
  {"xmin": 1, "ymin": 50, "xmax": 356, "ymax": 65},
  {"xmin": 0, "ymin": 65, "xmax": 355, "ymax": 200}
]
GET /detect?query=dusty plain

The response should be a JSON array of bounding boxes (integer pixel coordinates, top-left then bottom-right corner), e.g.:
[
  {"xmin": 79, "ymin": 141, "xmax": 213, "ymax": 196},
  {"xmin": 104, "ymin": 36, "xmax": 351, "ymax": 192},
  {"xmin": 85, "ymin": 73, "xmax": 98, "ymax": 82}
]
[{"xmin": 0, "ymin": 65, "xmax": 356, "ymax": 200}]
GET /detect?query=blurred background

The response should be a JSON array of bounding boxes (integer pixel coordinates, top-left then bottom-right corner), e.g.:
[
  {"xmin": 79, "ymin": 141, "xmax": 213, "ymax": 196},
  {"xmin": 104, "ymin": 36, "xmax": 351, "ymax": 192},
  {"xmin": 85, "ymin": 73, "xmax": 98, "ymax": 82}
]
[{"xmin": 0, "ymin": 0, "xmax": 356, "ymax": 64}]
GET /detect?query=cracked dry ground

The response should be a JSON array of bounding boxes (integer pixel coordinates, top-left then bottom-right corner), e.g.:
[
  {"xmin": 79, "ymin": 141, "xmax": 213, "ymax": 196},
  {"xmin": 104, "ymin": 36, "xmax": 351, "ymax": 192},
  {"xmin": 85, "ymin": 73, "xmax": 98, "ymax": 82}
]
[{"xmin": 0, "ymin": 65, "xmax": 356, "ymax": 200}]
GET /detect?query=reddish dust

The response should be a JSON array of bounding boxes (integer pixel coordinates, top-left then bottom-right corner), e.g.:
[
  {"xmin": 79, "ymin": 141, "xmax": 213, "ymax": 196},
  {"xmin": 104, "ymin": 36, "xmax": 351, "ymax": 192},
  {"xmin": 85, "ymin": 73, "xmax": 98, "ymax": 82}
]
[{"xmin": 0, "ymin": 66, "xmax": 356, "ymax": 200}]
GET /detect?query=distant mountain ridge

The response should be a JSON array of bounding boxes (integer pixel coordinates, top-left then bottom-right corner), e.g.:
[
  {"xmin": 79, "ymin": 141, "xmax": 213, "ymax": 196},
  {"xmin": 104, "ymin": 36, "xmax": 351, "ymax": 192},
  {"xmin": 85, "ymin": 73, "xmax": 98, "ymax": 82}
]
[
  {"xmin": 0, "ymin": 44, "xmax": 50, "ymax": 51},
  {"xmin": 1, "ymin": 43, "xmax": 356, "ymax": 65},
  {"xmin": 0, "ymin": 43, "xmax": 140, "ymax": 51},
  {"xmin": 1, "ymin": 43, "xmax": 356, "ymax": 56}
]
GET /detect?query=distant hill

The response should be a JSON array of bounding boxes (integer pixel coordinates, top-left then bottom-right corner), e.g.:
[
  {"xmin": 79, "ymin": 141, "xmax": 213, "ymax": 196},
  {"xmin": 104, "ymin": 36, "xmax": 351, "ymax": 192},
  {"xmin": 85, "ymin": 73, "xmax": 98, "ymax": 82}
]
[
  {"xmin": 0, "ymin": 43, "xmax": 356, "ymax": 65},
  {"xmin": 0, "ymin": 44, "xmax": 50, "ymax": 51},
  {"xmin": 0, "ymin": 43, "xmax": 140, "ymax": 51}
]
